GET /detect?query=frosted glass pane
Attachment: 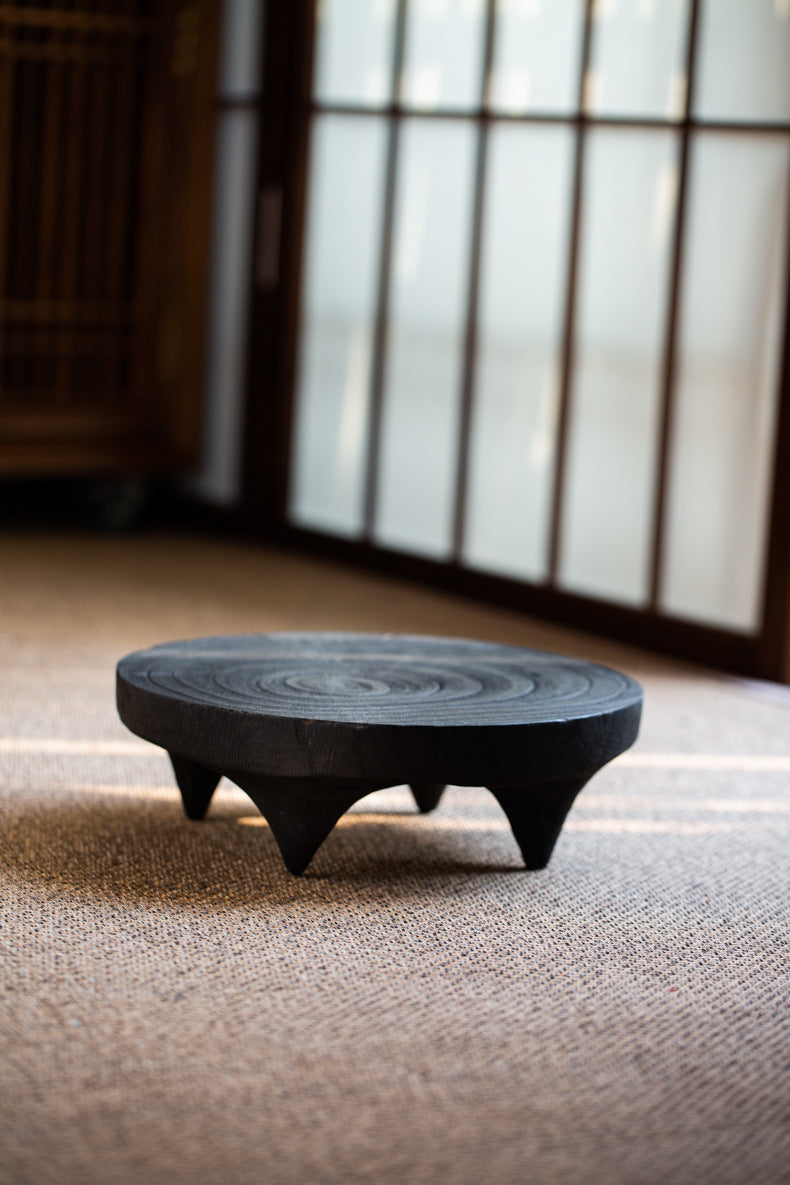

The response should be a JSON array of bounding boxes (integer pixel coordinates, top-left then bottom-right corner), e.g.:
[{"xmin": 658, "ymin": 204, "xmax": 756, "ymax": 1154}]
[
  {"xmin": 401, "ymin": 0, "xmax": 486, "ymax": 110},
  {"xmin": 559, "ymin": 129, "xmax": 678, "ymax": 605},
  {"xmin": 586, "ymin": 0, "xmax": 688, "ymax": 120},
  {"xmin": 661, "ymin": 134, "xmax": 790, "ymax": 632},
  {"xmin": 464, "ymin": 125, "xmax": 575, "ymax": 581},
  {"xmin": 490, "ymin": 0, "xmax": 584, "ymax": 115},
  {"xmin": 694, "ymin": 0, "xmax": 790, "ymax": 124},
  {"xmin": 219, "ymin": 0, "xmax": 264, "ymax": 98},
  {"xmin": 314, "ymin": 0, "xmax": 395, "ymax": 106},
  {"xmin": 374, "ymin": 121, "xmax": 476, "ymax": 556},
  {"xmin": 289, "ymin": 117, "xmax": 387, "ymax": 535}
]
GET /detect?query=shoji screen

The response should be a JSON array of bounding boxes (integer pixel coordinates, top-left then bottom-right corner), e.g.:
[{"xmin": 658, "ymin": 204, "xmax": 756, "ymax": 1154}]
[{"xmin": 287, "ymin": 0, "xmax": 790, "ymax": 641}]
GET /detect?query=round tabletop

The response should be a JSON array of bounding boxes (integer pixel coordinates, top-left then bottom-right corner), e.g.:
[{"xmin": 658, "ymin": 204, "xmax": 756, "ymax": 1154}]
[{"xmin": 116, "ymin": 632, "xmax": 642, "ymax": 788}]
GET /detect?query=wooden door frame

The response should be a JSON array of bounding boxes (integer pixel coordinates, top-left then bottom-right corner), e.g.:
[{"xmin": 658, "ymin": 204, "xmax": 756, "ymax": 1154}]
[{"xmin": 241, "ymin": 0, "xmax": 316, "ymax": 524}]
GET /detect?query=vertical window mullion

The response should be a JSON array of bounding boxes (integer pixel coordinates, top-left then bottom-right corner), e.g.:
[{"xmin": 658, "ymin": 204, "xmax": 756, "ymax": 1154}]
[
  {"xmin": 648, "ymin": 0, "xmax": 701, "ymax": 608},
  {"xmin": 546, "ymin": 0, "xmax": 595, "ymax": 586},
  {"xmin": 361, "ymin": 0, "xmax": 409, "ymax": 539},
  {"xmin": 451, "ymin": 0, "xmax": 497, "ymax": 561}
]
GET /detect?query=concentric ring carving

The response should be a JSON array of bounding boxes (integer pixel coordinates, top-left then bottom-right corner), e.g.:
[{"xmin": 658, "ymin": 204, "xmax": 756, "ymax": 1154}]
[{"xmin": 118, "ymin": 633, "xmax": 641, "ymax": 726}]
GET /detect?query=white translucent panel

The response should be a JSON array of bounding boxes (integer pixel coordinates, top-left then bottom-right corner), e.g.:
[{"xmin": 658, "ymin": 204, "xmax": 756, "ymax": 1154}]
[
  {"xmin": 219, "ymin": 0, "xmax": 264, "ymax": 98},
  {"xmin": 559, "ymin": 129, "xmax": 679, "ymax": 604},
  {"xmin": 489, "ymin": 0, "xmax": 585, "ymax": 115},
  {"xmin": 464, "ymin": 125, "xmax": 575, "ymax": 580},
  {"xmin": 401, "ymin": 0, "xmax": 486, "ymax": 110},
  {"xmin": 374, "ymin": 120, "xmax": 476, "ymax": 556},
  {"xmin": 661, "ymin": 134, "xmax": 790, "ymax": 632},
  {"xmin": 289, "ymin": 117, "xmax": 387, "ymax": 535},
  {"xmin": 313, "ymin": 0, "xmax": 395, "ymax": 106},
  {"xmin": 190, "ymin": 112, "xmax": 259, "ymax": 505},
  {"xmin": 694, "ymin": 0, "xmax": 790, "ymax": 124},
  {"xmin": 586, "ymin": 0, "xmax": 688, "ymax": 120}
]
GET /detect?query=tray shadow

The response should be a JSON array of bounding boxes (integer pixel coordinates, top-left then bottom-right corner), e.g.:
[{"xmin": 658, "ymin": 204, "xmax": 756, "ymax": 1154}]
[{"xmin": 0, "ymin": 789, "xmax": 531, "ymax": 912}]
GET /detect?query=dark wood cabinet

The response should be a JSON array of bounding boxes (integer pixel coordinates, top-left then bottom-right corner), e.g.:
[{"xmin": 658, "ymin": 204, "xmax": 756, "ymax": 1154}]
[{"xmin": 0, "ymin": 1, "xmax": 220, "ymax": 475}]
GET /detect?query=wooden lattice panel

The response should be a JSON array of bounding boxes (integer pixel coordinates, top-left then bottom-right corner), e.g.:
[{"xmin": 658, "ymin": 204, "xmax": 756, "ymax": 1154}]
[{"xmin": 0, "ymin": 1, "xmax": 219, "ymax": 475}]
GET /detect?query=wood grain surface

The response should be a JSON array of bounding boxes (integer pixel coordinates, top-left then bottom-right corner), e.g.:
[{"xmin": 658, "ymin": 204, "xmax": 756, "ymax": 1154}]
[{"xmin": 117, "ymin": 632, "xmax": 643, "ymax": 873}]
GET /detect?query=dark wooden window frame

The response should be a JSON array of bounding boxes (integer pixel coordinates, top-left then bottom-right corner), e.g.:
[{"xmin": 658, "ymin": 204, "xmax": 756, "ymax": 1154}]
[{"xmin": 242, "ymin": 0, "xmax": 790, "ymax": 684}]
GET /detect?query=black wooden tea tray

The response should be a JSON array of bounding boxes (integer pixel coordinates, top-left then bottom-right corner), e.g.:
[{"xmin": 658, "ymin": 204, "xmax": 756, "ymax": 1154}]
[{"xmin": 116, "ymin": 632, "xmax": 642, "ymax": 875}]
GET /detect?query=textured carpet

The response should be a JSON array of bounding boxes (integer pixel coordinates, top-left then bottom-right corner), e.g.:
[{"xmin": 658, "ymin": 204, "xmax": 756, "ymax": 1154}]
[{"xmin": 1, "ymin": 532, "xmax": 788, "ymax": 1185}]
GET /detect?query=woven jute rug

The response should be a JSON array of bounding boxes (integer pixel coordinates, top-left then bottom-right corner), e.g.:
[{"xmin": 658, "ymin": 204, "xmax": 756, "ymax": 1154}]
[{"xmin": 1, "ymin": 533, "xmax": 788, "ymax": 1185}]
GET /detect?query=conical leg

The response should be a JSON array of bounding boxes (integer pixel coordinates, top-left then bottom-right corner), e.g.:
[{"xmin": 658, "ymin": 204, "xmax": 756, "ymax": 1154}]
[
  {"xmin": 488, "ymin": 773, "xmax": 593, "ymax": 870},
  {"xmin": 169, "ymin": 753, "xmax": 221, "ymax": 820},
  {"xmin": 410, "ymin": 782, "xmax": 446, "ymax": 813},
  {"xmin": 232, "ymin": 775, "xmax": 381, "ymax": 876}
]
